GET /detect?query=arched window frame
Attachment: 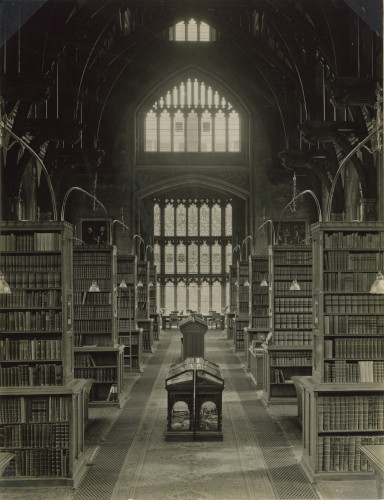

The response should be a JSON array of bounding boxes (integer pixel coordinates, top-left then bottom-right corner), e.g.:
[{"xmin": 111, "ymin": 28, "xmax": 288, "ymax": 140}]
[{"xmin": 137, "ymin": 73, "xmax": 248, "ymax": 166}]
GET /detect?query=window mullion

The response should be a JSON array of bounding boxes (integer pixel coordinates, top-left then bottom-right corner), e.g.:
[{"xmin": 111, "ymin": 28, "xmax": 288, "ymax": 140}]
[
  {"xmin": 156, "ymin": 111, "xmax": 160, "ymax": 153},
  {"xmin": 225, "ymin": 110, "xmax": 229, "ymax": 152},
  {"xmin": 198, "ymin": 110, "xmax": 201, "ymax": 153},
  {"xmin": 212, "ymin": 110, "xmax": 215, "ymax": 152}
]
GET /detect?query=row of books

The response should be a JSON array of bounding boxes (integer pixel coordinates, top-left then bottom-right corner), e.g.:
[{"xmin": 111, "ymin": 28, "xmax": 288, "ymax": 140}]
[
  {"xmin": 4, "ymin": 272, "xmax": 61, "ymax": 289},
  {"xmin": 272, "ymin": 331, "xmax": 312, "ymax": 345},
  {"xmin": 74, "ymin": 367, "xmax": 116, "ymax": 381},
  {"xmin": 274, "ymin": 251, "xmax": 312, "ymax": 265},
  {"xmin": 251, "ymin": 305, "xmax": 268, "ymax": 315},
  {"xmin": 324, "ymin": 314, "xmax": 384, "ymax": 335},
  {"xmin": 274, "ymin": 297, "xmax": 312, "ymax": 313},
  {"xmin": 323, "ymin": 231, "xmax": 381, "ymax": 249},
  {"xmin": 272, "ymin": 369, "xmax": 294, "ymax": 383},
  {"xmin": 73, "ymin": 319, "xmax": 111, "ymax": 333},
  {"xmin": 118, "ymin": 319, "xmax": 136, "ymax": 330},
  {"xmin": 270, "ymin": 351, "xmax": 312, "ymax": 366},
  {"xmin": 117, "ymin": 274, "xmax": 135, "ymax": 285},
  {"xmin": 274, "ymin": 281, "xmax": 312, "ymax": 293},
  {"xmin": 274, "ymin": 314, "xmax": 312, "ymax": 329},
  {"xmin": 0, "ymin": 397, "xmax": 70, "ymax": 424},
  {"xmin": 3, "ymin": 449, "xmax": 69, "ymax": 477},
  {"xmin": 74, "ymin": 335, "xmax": 87, "ymax": 347},
  {"xmin": 0, "ymin": 311, "xmax": 62, "ymax": 332},
  {"xmin": 0, "ymin": 254, "xmax": 61, "ymax": 271},
  {"xmin": 0, "ymin": 364, "xmax": 63, "ymax": 387},
  {"xmin": 118, "ymin": 308, "xmax": 135, "ymax": 318},
  {"xmin": 318, "ymin": 395, "xmax": 384, "ymax": 431},
  {"xmin": 323, "ymin": 272, "xmax": 377, "ymax": 292},
  {"xmin": 74, "ymin": 305, "xmax": 111, "ymax": 319},
  {"xmin": 75, "ymin": 291, "xmax": 111, "ymax": 305},
  {"xmin": 73, "ymin": 253, "xmax": 110, "ymax": 264},
  {"xmin": 0, "ymin": 422, "xmax": 69, "ymax": 448},
  {"xmin": 238, "ymin": 302, "xmax": 249, "ymax": 313},
  {"xmin": 74, "ymin": 279, "xmax": 111, "ymax": 291},
  {"xmin": 323, "ymin": 251, "xmax": 381, "ymax": 271},
  {"xmin": 275, "ymin": 268, "xmax": 312, "ymax": 280},
  {"xmin": 239, "ymin": 291, "xmax": 249, "ymax": 301},
  {"xmin": 74, "ymin": 353, "xmax": 96, "ymax": 367},
  {"xmin": 317, "ymin": 435, "xmax": 384, "ymax": 472},
  {"xmin": 324, "ymin": 338, "xmax": 384, "ymax": 360},
  {"xmin": 74, "ymin": 268, "xmax": 112, "ymax": 280},
  {"xmin": 119, "ymin": 335, "xmax": 141, "ymax": 347},
  {"xmin": 252, "ymin": 294, "xmax": 269, "ymax": 305},
  {"xmin": 0, "ymin": 290, "xmax": 61, "ymax": 308},
  {"xmin": 0, "ymin": 339, "xmax": 62, "ymax": 361},
  {"xmin": 252, "ymin": 262, "xmax": 268, "ymax": 273},
  {"xmin": 324, "ymin": 294, "xmax": 384, "ymax": 314},
  {"xmin": 0, "ymin": 233, "xmax": 62, "ymax": 252},
  {"xmin": 323, "ymin": 360, "xmax": 384, "ymax": 383},
  {"xmin": 251, "ymin": 317, "xmax": 269, "ymax": 328}
]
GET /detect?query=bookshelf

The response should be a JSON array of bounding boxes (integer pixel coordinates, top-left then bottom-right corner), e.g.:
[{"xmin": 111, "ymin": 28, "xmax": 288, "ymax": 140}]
[
  {"xmin": 149, "ymin": 263, "xmax": 160, "ymax": 341},
  {"xmin": 234, "ymin": 260, "xmax": 250, "ymax": 352},
  {"xmin": 137, "ymin": 261, "xmax": 150, "ymax": 320},
  {"xmin": 245, "ymin": 255, "xmax": 269, "ymax": 371},
  {"xmin": 262, "ymin": 245, "xmax": 313, "ymax": 404},
  {"xmin": 300, "ymin": 222, "xmax": 384, "ymax": 481},
  {"xmin": 226, "ymin": 265, "xmax": 237, "ymax": 341},
  {"xmin": 137, "ymin": 319, "xmax": 154, "ymax": 353},
  {"xmin": 0, "ymin": 221, "xmax": 89, "ymax": 486},
  {"xmin": 73, "ymin": 245, "xmax": 124, "ymax": 407}
]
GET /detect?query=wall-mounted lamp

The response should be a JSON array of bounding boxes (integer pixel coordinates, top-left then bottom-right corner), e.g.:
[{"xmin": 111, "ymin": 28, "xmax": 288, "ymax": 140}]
[
  {"xmin": 241, "ymin": 235, "xmax": 253, "ymax": 259},
  {"xmin": 260, "ymin": 278, "xmax": 268, "ymax": 287},
  {"xmin": 133, "ymin": 234, "xmax": 145, "ymax": 257},
  {"xmin": 243, "ymin": 279, "xmax": 250, "ymax": 287},
  {"xmin": 89, "ymin": 280, "xmax": 100, "ymax": 292},
  {"xmin": 145, "ymin": 244, "xmax": 154, "ymax": 262},
  {"xmin": 137, "ymin": 279, "xmax": 144, "ymax": 287},
  {"xmin": 370, "ymin": 271, "xmax": 384, "ymax": 294},
  {"xmin": 232, "ymin": 244, "xmax": 241, "ymax": 260},
  {"xmin": 0, "ymin": 271, "xmax": 11, "ymax": 294},
  {"xmin": 119, "ymin": 279, "xmax": 128, "ymax": 288},
  {"xmin": 290, "ymin": 279, "xmax": 301, "ymax": 291},
  {"xmin": 255, "ymin": 219, "xmax": 276, "ymax": 246}
]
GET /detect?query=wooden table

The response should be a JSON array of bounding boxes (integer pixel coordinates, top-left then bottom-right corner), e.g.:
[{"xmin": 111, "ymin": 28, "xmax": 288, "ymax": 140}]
[{"xmin": 360, "ymin": 445, "xmax": 384, "ymax": 499}]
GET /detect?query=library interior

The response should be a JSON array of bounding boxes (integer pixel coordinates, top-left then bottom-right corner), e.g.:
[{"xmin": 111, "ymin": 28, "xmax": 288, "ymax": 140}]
[{"xmin": 0, "ymin": 1, "xmax": 383, "ymax": 499}]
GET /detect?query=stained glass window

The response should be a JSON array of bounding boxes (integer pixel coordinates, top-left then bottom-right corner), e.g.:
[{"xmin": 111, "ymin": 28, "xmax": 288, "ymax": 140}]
[
  {"xmin": 169, "ymin": 19, "xmax": 216, "ymax": 42},
  {"xmin": 211, "ymin": 203, "xmax": 221, "ymax": 236},
  {"xmin": 176, "ymin": 204, "xmax": 186, "ymax": 236},
  {"xmin": 200, "ymin": 282, "xmax": 209, "ymax": 314},
  {"xmin": 200, "ymin": 203, "xmax": 209, "ymax": 236},
  {"xmin": 225, "ymin": 203, "xmax": 232, "ymax": 236},
  {"xmin": 177, "ymin": 282, "xmax": 186, "ymax": 312},
  {"xmin": 154, "ymin": 243, "xmax": 161, "ymax": 273},
  {"xmin": 212, "ymin": 241, "xmax": 221, "ymax": 274},
  {"xmin": 188, "ymin": 203, "xmax": 198, "ymax": 236},
  {"xmin": 154, "ymin": 203, "xmax": 161, "ymax": 236},
  {"xmin": 189, "ymin": 283, "xmax": 198, "ymax": 312},
  {"xmin": 159, "ymin": 110, "xmax": 171, "ymax": 151},
  {"xmin": 225, "ymin": 242, "xmax": 232, "ymax": 273},
  {"xmin": 188, "ymin": 242, "xmax": 198, "ymax": 274},
  {"xmin": 200, "ymin": 242, "xmax": 210, "ymax": 273},
  {"xmin": 176, "ymin": 243, "xmax": 186, "ymax": 274},
  {"xmin": 144, "ymin": 79, "xmax": 240, "ymax": 153},
  {"xmin": 164, "ymin": 203, "xmax": 174, "ymax": 236},
  {"xmin": 165, "ymin": 242, "xmax": 174, "ymax": 274},
  {"xmin": 212, "ymin": 282, "xmax": 222, "ymax": 312},
  {"xmin": 165, "ymin": 283, "xmax": 174, "ymax": 314},
  {"xmin": 187, "ymin": 18, "xmax": 198, "ymax": 41}
]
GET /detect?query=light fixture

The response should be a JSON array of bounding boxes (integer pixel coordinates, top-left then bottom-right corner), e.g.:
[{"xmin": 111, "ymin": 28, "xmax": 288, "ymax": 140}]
[
  {"xmin": 244, "ymin": 279, "xmax": 250, "ymax": 287},
  {"xmin": 290, "ymin": 280, "xmax": 301, "ymax": 291},
  {"xmin": 0, "ymin": 271, "xmax": 11, "ymax": 294},
  {"xmin": 234, "ymin": 280, "xmax": 238, "ymax": 286},
  {"xmin": 89, "ymin": 280, "xmax": 100, "ymax": 292},
  {"xmin": 137, "ymin": 280, "xmax": 143, "ymax": 287},
  {"xmin": 149, "ymin": 281, "xmax": 154, "ymax": 287},
  {"xmin": 119, "ymin": 279, "xmax": 127, "ymax": 288},
  {"xmin": 260, "ymin": 279, "xmax": 268, "ymax": 287},
  {"xmin": 370, "ymin": 271, "xmax": 384, "ymax": 294}
]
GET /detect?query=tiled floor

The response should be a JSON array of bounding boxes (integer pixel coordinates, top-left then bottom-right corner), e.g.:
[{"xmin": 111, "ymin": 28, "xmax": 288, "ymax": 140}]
[{"xmin": 1, "ymin": 329, "xmax": 379, "ymax": 500}]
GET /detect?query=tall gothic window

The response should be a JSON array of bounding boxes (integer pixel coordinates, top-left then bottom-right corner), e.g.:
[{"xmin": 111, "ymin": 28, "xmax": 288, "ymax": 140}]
[
  {"xmin": 154, "ymin": 198, "xmax": 232, "ymax": 314},
  {"xmin": 144, "ymin": 78, "xmax": 240, "ymax": 153}
]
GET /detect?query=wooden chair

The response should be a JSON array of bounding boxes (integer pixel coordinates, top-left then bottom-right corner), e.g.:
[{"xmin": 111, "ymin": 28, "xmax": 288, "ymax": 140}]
[{"xmin": 169, "ymin": 312, "xmax": 180, "ymax": 329}]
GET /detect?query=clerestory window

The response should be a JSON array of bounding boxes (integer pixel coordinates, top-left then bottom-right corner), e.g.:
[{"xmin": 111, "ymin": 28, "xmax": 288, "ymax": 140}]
[
  {"xmin": 145, "ymin": 78, "xmax": 240, "ymax": 153},
  {"xmin": 168, "ymin": 19, "xmax": 217, "ymax": 42}
]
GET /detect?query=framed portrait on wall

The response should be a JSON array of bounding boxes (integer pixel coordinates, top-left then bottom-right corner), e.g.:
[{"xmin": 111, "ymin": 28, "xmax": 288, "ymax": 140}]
[
  {"xmin": 270, "ymin": 220, "xmax": 308, "ymax": 245},
  {"xmin": 80, "ymin": 218, "xmax": 111, "ymax": 245}
]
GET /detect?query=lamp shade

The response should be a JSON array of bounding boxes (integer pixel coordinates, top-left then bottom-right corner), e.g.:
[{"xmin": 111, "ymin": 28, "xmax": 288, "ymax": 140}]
[
  {"xmin": 370, "ymin": 271, "xmax": 384, "ymax": 294},
  {"xmin": 137, "ymin": 280, "xmax": 143, "ymax": 287},
  {"xmin": 119, "ymin": 279, "xmax": 127, "ymax": 288},
  {"xmin": 290, "ymin": 279, "xmax": 300, "ymax": 291},
  {"xmin": 260, "ymin": 279, "xmax": 268, "ymax": 287},
  {"xmin": 89, "ymin": 280, "xmax": 100, "ymax": 292},
  {"xmin": 0, "ymin": 271, "xmax": 11, "ymax": 294},
  {"xmin": 244, "ymin": 280, "xmax": 250, "ymax": 287}
]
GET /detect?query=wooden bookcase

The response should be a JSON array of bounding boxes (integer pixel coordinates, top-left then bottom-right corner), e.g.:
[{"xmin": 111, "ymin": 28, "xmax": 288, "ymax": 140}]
[
  {"xmin": 116, "ymin": 255, "xmax": 142, "ymax": 371},
  {"xmin": 149, "ymin": 263, "xmax": 160, "ymax": 340},
  {"xmin": 262, "ymin": 245, "xmax": 313, "ymax": 404},
  {"xmin": 300, "ymin": 222, "xmax": 384, "ymax": 481},
  {"xmin": 245, "ymin": 255, "xmax": 269, "ymax": 370},
  {"xmin": 73, "ymin": 245, "xmax": 124, "ymax": 407},
  {"xmin": 0, "ymin": 221, "xmax": 89, "ymax": 486},
  {"xmin": 234, "ymin": 260, "xmax": 250, "ymax": 352},
  {"xmin": 137, "ymin": 319, "xmax": 154, "ymax": 353},
  {"xmin": 137, "ymin": 261, "xmax": 150, "ymax": 320},
  {"xmin": 226, "ymin": 265, "xmax": 237, "ymax": 341}
]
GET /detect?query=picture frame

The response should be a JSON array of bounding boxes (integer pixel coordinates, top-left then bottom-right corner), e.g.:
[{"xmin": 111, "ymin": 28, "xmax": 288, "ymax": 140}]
[
  {"xmin": 80, "ymin": 218, "xmax": 111, "ymax": 245},
  {"xmin": 270, "ymin": 219, "xmax": 308, "ymax": 245}
]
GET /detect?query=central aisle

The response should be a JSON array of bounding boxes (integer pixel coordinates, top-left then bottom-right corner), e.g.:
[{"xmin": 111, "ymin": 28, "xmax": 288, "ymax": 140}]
[{"xmin": 110, "ymin": 330, "xmax": 317, "ymax": 500}]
